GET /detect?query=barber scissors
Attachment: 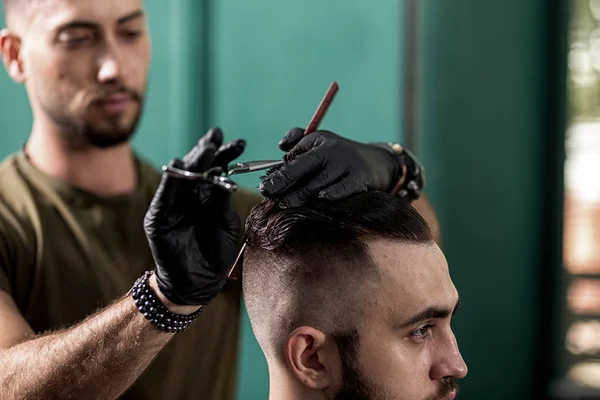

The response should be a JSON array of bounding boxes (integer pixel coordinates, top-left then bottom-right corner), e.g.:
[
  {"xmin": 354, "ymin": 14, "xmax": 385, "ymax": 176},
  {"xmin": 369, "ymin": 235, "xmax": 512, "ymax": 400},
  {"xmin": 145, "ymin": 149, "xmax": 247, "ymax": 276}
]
[
  {"xmin": 227, "ymin": 159, "xmax": 283, "ymax": 175},
  {"xmin": 162, "ymin": 159, "xmax": 284, "ymax": 192},
  {"xmin": 161, "ymin": 80, "xmax": 339, "ymax": 196}
]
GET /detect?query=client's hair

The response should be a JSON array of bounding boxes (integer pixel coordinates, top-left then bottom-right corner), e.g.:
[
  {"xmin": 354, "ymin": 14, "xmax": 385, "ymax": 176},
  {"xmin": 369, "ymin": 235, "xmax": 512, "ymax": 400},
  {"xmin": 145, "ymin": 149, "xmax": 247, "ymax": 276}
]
[{"xmin": 242, "ymin": 191, "xmax": 432, "ymax": 359}]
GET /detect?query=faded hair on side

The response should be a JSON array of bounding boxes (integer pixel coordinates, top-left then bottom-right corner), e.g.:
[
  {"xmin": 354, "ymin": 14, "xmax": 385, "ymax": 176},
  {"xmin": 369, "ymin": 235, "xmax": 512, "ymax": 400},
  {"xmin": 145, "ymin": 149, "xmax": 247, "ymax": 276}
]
[{"xmin": 242, "ymin": 191, "xmax": 432, "ymax": 359}]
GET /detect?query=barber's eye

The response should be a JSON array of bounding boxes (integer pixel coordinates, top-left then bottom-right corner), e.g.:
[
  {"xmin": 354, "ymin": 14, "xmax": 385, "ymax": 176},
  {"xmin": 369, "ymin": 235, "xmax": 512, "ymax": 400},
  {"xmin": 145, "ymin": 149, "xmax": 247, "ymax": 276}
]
[
  {"xmin": 58, "ymin": 30, "xmax": 95, "ymax": 45},
  {"xmin": 411, "ymin": 324, "xmax": 434, "ymax": 341},
  {"xmin": 121, "ymin": 30, "xmax": 142, "ymax": 39}
]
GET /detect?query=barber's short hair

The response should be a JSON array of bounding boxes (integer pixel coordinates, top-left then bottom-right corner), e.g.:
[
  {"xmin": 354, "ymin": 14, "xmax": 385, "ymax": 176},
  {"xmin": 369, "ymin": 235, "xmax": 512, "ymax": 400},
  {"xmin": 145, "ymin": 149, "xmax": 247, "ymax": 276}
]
[
  {"xmin": 3, "ymin": 0, "xmax": 19, "ymax": 24},
  {"xmin": 242, "ymin": 191, "xmax": 432, "ymax": 359},
  {"xmin": 3, "ymin": 0, "xmax": 40, "ymax": 27}
]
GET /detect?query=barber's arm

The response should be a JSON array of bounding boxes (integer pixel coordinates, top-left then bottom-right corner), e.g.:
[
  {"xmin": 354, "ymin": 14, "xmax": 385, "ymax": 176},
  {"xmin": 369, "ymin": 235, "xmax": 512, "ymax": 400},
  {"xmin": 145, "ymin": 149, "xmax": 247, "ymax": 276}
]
[
  {"xmin": 0, "ymin": 129, "xmax": 243, "ymax": 400},
  {"xmin": 259, "ymin": 128, "xmax": 441, "ymax": 244},
  {"xmin": 0, "ymin": 288, "xmax": 177, "ymax": 400}
]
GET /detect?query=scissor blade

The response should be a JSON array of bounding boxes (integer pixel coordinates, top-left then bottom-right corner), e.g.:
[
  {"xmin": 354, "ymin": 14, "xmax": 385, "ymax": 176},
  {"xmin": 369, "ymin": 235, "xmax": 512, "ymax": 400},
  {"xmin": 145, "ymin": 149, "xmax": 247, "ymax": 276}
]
[{"xmin": 228, "ymin": 160, "xmax": 284, "ymax": 175}]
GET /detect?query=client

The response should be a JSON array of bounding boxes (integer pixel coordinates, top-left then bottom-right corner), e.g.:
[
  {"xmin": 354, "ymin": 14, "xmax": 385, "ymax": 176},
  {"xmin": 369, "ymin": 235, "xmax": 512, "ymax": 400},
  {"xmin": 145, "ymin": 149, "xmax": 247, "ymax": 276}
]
[{"xmin": 243, "ymin": 191, "xmax": 467, "ymax": 400}]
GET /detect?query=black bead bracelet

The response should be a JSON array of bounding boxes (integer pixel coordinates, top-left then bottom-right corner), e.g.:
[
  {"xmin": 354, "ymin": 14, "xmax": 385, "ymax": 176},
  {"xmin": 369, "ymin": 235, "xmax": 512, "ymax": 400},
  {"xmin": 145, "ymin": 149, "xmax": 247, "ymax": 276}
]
[{"xmin": 131, "ymin": 271, "xmax": 203, "ymax": 333}]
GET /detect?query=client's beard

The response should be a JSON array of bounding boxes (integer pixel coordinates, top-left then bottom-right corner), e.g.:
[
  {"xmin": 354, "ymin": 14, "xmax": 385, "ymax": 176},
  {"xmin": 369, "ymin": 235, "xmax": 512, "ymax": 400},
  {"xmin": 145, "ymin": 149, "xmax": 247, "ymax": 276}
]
[
  {"xmin": 330, "ymin": 331, "xmax": 459, "ymax": 400},
  {"xmin": 331, "ymin": 330, "xmax": 385, "ymax": 400}
]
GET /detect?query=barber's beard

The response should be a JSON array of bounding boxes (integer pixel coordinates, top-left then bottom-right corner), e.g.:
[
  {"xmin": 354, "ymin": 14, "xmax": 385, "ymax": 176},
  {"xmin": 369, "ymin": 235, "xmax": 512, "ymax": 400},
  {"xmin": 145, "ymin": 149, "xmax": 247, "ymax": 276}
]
[
  {"xmin": 40, "ymin": 87, "xmax": 143, "ymax": 149},
  {"xmin": 330, "ymin": 331, "xmax": 459, "ymax": 400},
  {"xmin": 53, "ymin": 109, "xmax": 142, "ymax": 149}
]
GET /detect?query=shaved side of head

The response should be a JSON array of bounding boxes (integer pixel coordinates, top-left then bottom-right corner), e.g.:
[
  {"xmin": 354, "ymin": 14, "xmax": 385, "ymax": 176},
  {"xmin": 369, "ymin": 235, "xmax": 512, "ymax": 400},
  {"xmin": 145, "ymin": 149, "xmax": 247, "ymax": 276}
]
[{"xmin": 242, "ymin": 191, "xmax": 433, "ymax": 361}]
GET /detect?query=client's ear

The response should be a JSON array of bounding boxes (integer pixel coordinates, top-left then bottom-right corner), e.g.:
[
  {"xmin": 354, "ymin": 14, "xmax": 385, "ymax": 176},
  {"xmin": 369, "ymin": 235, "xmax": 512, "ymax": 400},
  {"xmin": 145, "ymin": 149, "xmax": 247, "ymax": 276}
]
[{"xmin": 284, "ymin": 326, "xmax": 338, "ymax": 390}]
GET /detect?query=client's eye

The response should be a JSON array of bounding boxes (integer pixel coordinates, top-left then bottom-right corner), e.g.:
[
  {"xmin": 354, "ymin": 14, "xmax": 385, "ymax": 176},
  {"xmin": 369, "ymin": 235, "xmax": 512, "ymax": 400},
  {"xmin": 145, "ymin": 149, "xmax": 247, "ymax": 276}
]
[{"xmin": 411, "ymin": 324, "xmax": 434, "ymax": 342}]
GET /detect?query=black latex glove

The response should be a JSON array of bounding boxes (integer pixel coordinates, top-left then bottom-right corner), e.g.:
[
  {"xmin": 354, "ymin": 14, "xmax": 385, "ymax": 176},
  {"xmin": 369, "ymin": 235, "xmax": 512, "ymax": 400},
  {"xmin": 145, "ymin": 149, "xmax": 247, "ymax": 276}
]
[
  {"xmin": 144, "ymin": 128, "xmax": 245, "ymax": 306},
  {"xmin": 259, "ymin": 128, "xmax": 402, "ymax": 208}
]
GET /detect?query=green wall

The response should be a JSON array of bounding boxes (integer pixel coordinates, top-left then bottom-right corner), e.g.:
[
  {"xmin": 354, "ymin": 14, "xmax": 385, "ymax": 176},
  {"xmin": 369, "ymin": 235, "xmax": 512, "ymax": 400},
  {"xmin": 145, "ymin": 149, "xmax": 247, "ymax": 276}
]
[
  {"xmin": 0, "ymin": 5, "xmax": 30, "ymax": 153},
  {"xmin": 419, "ymin": 0, "xmax": 566, "ymax": 398},
  {"xmin": 210, "ymin": 0, "xmax": 405, "ymax": 187}
]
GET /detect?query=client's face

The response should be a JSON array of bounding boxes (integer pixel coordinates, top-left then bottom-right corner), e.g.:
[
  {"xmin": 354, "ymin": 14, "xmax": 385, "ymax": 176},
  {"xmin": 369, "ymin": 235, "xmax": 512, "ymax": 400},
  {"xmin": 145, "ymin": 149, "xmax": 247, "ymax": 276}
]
[{"xmin": 331, "ymin": 241, "xmax": 467, "ymax": 400}]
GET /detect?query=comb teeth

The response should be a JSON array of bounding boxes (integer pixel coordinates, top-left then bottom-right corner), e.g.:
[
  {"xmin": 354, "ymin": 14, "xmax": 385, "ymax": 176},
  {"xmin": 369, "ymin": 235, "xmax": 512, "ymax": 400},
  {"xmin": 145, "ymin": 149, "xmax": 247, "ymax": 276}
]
[
  {"xmin": 259, "ymin": 163, "xmax": 284, "ymax": 181},
  {"xmin": 284, "ymin": 145, "xmax": 309, "ymax": 162},
  {"xmin": 259, "ymin": 145, "xmax": 310, "ymax": 181}
]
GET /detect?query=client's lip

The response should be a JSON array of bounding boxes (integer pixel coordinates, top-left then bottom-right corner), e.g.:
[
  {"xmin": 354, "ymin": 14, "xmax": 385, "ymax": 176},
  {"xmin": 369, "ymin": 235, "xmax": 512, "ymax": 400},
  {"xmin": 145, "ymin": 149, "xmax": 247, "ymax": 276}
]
[{"xmin": 444, "ymin": 390, "xmax": 457, "ymax": 400}]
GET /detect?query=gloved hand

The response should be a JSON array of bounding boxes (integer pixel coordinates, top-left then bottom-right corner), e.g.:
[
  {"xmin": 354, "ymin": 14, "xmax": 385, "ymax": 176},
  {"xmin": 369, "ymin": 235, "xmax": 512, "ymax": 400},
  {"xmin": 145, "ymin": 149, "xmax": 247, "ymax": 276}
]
[
  {"xmin": 259, "ymin": 128, "xmax": 403, "ymax": 208},
  {"xmin": 144, "ymin": 128, "xmax": 245, "ymax": 306}
]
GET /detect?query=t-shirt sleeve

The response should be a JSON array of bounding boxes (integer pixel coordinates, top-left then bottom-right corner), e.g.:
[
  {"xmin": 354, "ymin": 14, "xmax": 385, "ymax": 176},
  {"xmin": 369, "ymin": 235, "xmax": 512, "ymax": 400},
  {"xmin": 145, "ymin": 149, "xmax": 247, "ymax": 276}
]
[
  {"xmin": 0, "ymin": 258, "xmax": 11, "ymax": 295},
  {"xmin": 0, "ymin": 201, "xmax": 32, "ymax": 296},
  {"xmin": 0, "ymin": 209, "xmax": 15, "ymax": 295}
]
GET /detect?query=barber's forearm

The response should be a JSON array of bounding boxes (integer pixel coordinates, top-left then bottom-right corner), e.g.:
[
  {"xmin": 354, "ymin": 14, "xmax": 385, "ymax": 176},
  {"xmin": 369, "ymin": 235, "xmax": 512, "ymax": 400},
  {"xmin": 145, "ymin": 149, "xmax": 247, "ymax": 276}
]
[
  {"xmin": 411, "ymin": 194, "xmax": 441, "ymax": 246},
  {"xmin": 0, "ymin": 289, "xmax": 173, "ymax": 400}
]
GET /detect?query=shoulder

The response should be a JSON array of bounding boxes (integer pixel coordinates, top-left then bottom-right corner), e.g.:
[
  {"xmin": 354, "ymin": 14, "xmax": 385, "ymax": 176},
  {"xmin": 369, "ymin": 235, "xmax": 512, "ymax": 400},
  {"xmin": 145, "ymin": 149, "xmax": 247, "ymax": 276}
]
[
  {"xmin": 0, "ymin": 153, "xmax": 39, "ymax": 239},
  {"xmin": 0, "ymin": 153, "xmax": 29, "ymax": 203},
  {"xmin": 0, "ymin": 152, "xmax": 38, "ymax": 236},
  {"xmin": 232, "ymin": 188, "xmax": 263, "ymax": 223},
  {"xmin": 134, "ymin": 154, "xmax": 162, "ymax": 200},
  {"xmin": 0, "ymin": 155, "xmax": 37, "ymax": 286},
  {"xmin": 0, "ymin": 198, "xmax": 33, "ymax": 294},
  {"xmin": 135, "ymin": 154, "xmax": 162, "ymax": 184}
]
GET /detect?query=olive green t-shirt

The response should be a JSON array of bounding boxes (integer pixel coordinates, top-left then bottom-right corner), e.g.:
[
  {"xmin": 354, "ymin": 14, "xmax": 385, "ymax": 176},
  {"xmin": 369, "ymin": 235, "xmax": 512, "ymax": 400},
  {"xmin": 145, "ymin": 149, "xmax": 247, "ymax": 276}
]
[{"xmin": 0, "ymin": 151, "xmax": 262, "ymax": 399}]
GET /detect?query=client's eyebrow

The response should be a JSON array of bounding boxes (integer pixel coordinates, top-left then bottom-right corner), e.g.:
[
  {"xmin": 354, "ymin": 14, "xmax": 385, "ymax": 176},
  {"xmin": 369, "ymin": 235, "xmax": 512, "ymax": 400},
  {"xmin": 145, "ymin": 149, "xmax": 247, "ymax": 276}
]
[{"xmin": 396, "ymin": 297, "xmax": 461, "ymax": 329}]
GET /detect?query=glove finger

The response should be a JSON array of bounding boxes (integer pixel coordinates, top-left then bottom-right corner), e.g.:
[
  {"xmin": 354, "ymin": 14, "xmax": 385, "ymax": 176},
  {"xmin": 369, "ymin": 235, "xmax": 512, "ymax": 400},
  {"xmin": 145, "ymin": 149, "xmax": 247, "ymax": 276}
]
[
  {"xmin": 259, "ymin": 149, "xmax": 325, "ymax": 196},
  {"xmin": 278, "ymin": 127, "xmax": 305, "ymax": 151},
  {"xmin": 144, "ymin": 158, "xmax": 186, "ymax": 233},
  {"xmin": 213, "ymin": 139, "xmax": 247, "ymax": 170},
  {"xmin": 317, "ymin": 174, "xmax": 367, "ymax": 202},
  {"xmin": 279, "ymin": 168, "xmax": 346, "ymax": 208},
  {"xmin": 182, "ymin": 128, "xmax": 223, "ymax": 172}
]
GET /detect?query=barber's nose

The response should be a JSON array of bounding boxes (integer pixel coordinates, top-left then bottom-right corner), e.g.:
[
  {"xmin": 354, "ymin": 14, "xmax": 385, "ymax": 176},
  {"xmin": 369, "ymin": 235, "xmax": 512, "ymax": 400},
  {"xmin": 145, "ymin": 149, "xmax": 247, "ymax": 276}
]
[
  {"xmin": 97, "ymin": 54, "xmax": 122, "ymax": 84},
  {"xmin": 430, "ymin": 332, "xmax": 468, "ymax": 380}
]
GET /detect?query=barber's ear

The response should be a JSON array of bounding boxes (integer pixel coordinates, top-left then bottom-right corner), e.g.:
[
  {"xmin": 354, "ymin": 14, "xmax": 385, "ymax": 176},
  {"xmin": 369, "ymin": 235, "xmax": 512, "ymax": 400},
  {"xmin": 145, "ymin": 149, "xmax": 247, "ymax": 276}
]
[
  {"xmin": 0, "ymin": 29, "xmax": 26, "ymax": 83},
  {"xmin": 284, "ymin": 326, "xmax": 339, "ymax": 390}
]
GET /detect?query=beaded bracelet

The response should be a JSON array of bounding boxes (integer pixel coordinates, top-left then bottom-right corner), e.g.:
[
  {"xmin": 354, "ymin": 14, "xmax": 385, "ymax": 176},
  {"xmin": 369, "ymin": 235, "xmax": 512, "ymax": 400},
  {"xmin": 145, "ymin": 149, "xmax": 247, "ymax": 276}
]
[{"xmin": 131, "ymin": 271, "xmax": 203, "ymax": 333}]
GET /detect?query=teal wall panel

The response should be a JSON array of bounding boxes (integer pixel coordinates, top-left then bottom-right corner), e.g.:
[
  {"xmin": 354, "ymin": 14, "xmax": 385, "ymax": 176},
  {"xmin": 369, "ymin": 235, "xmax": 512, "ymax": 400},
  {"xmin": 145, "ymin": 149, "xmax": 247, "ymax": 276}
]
[
  {"xmin": 419, "ymin": 0, "xmax": 565, "ymax": 398},
  {"xmin": 134, "ymin": 0, "xmax": 208, "ymax": 163},
  {"xmin": 210, "ymin": 0, "xmax": 405, "ymax": 189},
  {"xmin": 209, "ymin": 1, "xmax": 405, "ymax": 398},
  {"xmin": 0, "ymin": 6, "xmax": 31, "ymax": 157}
]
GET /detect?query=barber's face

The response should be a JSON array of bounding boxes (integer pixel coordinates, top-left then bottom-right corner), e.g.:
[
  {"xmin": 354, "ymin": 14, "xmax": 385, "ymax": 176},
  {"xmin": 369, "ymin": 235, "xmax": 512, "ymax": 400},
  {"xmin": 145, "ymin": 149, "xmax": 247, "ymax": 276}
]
[
  {"xmin": 2, "ymin": 0, "xmax": 150, "ymax": 148},
  {"xmin": 331, "ymin": 241, "xmax": 467, "ymax": 400}
]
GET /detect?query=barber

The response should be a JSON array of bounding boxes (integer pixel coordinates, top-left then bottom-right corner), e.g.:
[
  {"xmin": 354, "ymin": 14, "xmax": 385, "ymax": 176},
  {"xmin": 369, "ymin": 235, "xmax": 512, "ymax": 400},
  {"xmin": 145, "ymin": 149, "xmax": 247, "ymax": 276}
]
[{"xmin": 0, "ymin": 126, "xmax": 432, "ymax": 400}]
